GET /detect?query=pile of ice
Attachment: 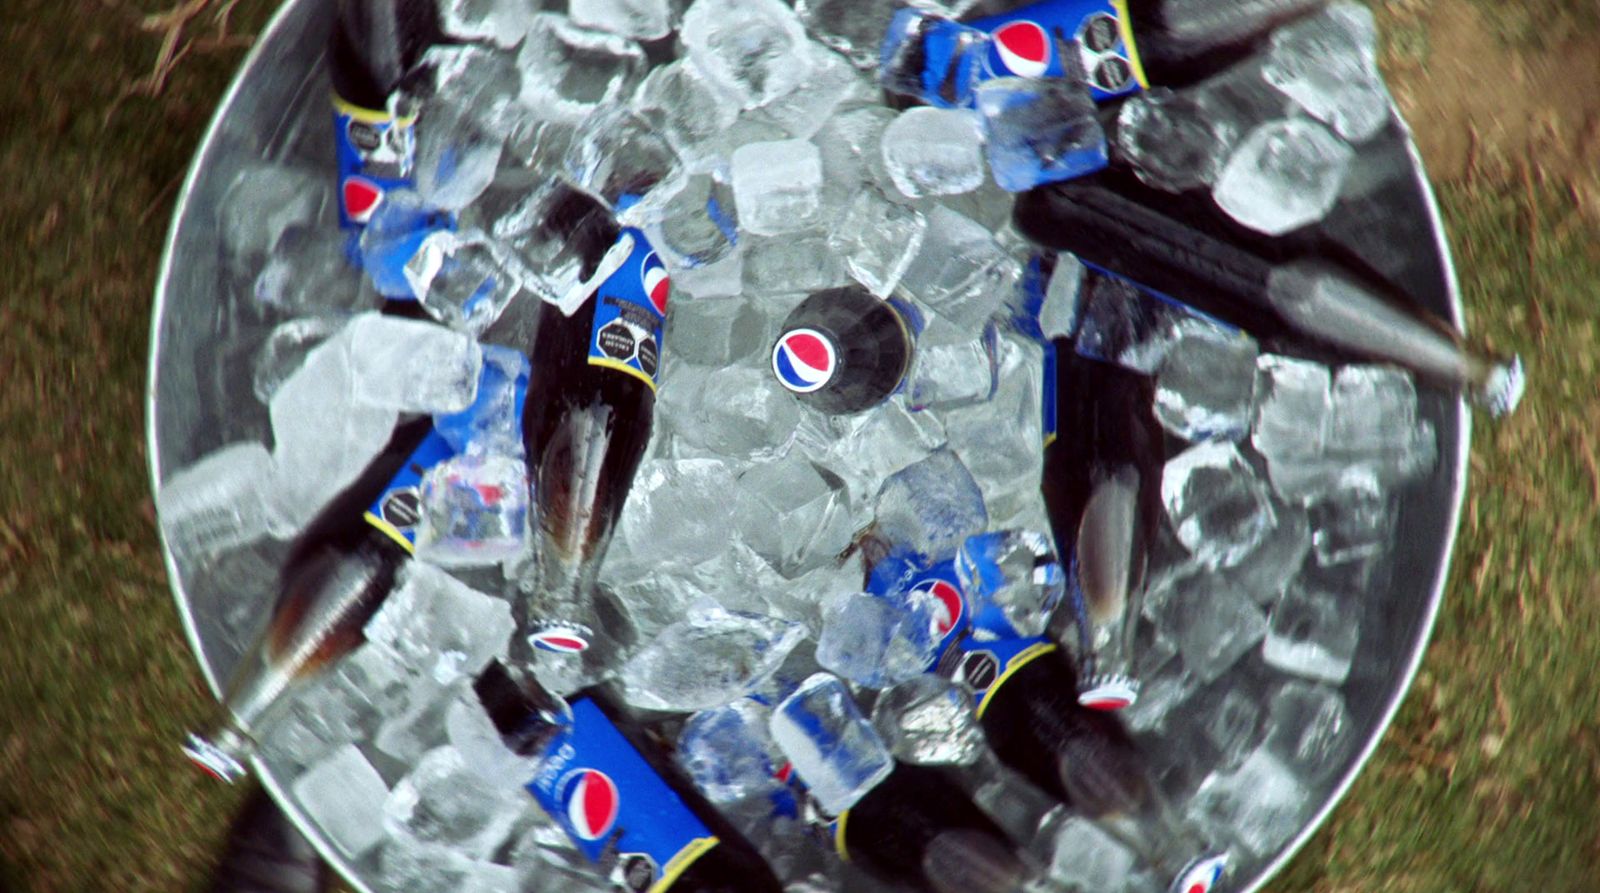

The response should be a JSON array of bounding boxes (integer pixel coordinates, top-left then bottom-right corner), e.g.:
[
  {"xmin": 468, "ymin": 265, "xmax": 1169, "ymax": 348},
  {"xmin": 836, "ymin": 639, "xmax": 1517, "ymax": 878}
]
[{"xmin": 154, "ymin": 0, "xmax": 1437, "ymax": 890}]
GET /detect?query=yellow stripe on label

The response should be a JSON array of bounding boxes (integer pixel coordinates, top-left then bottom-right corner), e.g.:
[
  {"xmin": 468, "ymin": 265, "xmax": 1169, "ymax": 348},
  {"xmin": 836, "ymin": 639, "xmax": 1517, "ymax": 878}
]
[
  {"xmin": 587, "ymin": 356, "xmax": 659, "ymax": 392},
  {"xmin": 331, "ymin": 92, "xmax": 419, "ymax": 126},
  {"xmin": 1111, "ymin": 0, "xmax": 1151, "ymax": 90},
  {"xmin": 975, "ymin": 642, "xmax": 1058, "ymax": 719},
  {"xmin": 833, "ymin": 810, "xmax": 852, "ymax": 862},
  {"xmin": 649, "ymin": 837, "xmax": 721, "ymax": 893},
  {"xmin": 362, "ymin": 511, "xmax": 416, "ymax": 555},
  {"xmin": 1043, "ymin": 431, "xmax": 1058, "ymax": 448}
]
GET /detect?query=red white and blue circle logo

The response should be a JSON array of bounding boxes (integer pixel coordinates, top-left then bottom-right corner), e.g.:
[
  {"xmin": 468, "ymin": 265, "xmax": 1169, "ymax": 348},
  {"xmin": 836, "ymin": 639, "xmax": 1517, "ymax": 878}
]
[
  {"xmin": 640, "ymin": 251, "xmax": 670, "ymax": 316},
  {"xmin": 342, "ymin": 176, "xmax": 384, "ymax": 223},
  {"xmin": 558, "ymin": 769, "xmax": 619, "ymax": 841},
  {"xmin": 988, "ymin": 21, "xmax": 1053, "ymax": 79},
  {"xmin": 771, "ymin": 328, "xmax": 837, "ymax": 394},
  {"xmin": 912, "ymin": 578, "xmax": 965, "ymax": 636},
  {"xmin": 530, "ymin": 626, "xmax": 590, "ymax": 653}
]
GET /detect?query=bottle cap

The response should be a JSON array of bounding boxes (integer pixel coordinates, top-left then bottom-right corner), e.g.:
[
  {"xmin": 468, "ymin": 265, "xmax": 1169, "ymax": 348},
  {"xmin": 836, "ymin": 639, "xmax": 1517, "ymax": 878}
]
[
  {"xmin": 771, "ymin": 328, "xmax": 838, "ymax": 395},
  {"xmin": 1079, "ymin": 674, "xmax": 1139, "ymax": 711}
]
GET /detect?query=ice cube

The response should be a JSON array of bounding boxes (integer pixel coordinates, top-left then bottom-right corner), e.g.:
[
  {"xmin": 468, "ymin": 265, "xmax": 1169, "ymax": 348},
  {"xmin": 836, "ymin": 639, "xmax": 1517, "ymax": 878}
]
[
  {"xmin": 1035, "ymin": 252, "xmax": 1084, "ymax": 342},
  {"xmin": 898, "ymin": 205, "xmax": 1018, "ymax": 332},
  {"xmin": 942, "ymin": 335, "xmax": 1047, "ymax": 531},
  {"xmin": 357, "ymin": 190, "xmax": 454, "ymax": 300},
  {"xmin": 1115, "ymin": 87, "xmax": 1235, "ymax": 193},
  {"xmin": 1263, "ymin": 582, "xmax": 1359, "ymax": 684},
  {"xmin": 365, "ymin": 562, "xmax": 516, "ymax": 685},
  {"xmin": 1213, "ymin": 118, "xmax": 1354, "ymax": 236},
  {"xmin": 1194, "ymin": 685, "xmax": 1265, "ymax": 772},
  {"xmin": 379, "ymin": 840, "xmax": 478, "ymax": 893},
  {"xmin": 252, "ymin": 225, "xmax": 370, "ymax": 314},
  {"xmin": 373, "ymin": 678, "xmax": 454, "ymax": 765},
  {"xmin": 799, "ymin": 398, "xmax": 947, "ymax": 507},
  {"xmin": 1188, "ymin": 747, "xmax": 1311, "ymax": 857},
  {"xmin": 631, "ymin": 61, "xmax": 742, "ymax": 169},
  {"xmin": 1264, "ymin": 681, "xmax": 1354, "ymax": 783},
  {"xmin": 730, "ymin": 139, "xmax": 825, "ymax": 236},
  {"xmin": 734, "ymin": 455, "xmax": 857, "ymax": 577},
  {"xmin": 666, "ymin": 298, "xmax": 771, "ymax": 368},
  {"xmin": 569, "ymin": 0, "xmax": 670, "ymax": 40},
  {"xmin": 743, "ymin": 232, "xmax": 848, "ymax": 298},
  {"xmin": 878, "ymin": 9, "xmax": 990, "ymax": 108},
  {"xmin": 881, "ymin": 107, "xmax": 986, "ymax": 198},
  {"xmin": 814, "ymin": 103, "xmax": 897, "ymax": 207},
  {"xmin": 434, "ymin": 345, "xmax": 529, "ymax": 458},
  {"xmin": 266, "ymin": 323, "xmax": 398, "ymax": 535},
  {"xmin": 440, "ymin": 0, "xmax": 539, "ymax": 47},
  {"xmin": 1155, "ymin": 325, "xmax": 1259, "ymax": 442},
  {"xmin": 509, "ymin": 819, "xmax": 610, "ymax": 893},
  {"xmin": 1262, "ymin": 2, "xmax": 1391, "ymax": 144},
  {"xmin": 796, "ymin": 0, "xmax": 916, "ymax": 69},
  {"xmin": 1161, "ymin": 442, "xmax": 1277, "ymax": 569},
  {"xmin": 680, "ymin": 0, "xmax": 814, "ymax": 108},
  {"xmin": 518, "ymin": 14, "xmax": 646, "ymax": 123},
  {"xmin": 870, "ymin": 675, "xmax": 985, "ymax": 765},
  {"xmin": 445, "ymin": 685, "xmax": 543, "ymax": 787},
  {"xmin": 975, "ymin": 76, "xmax": 1108, "ymax": 192},
  {"xmin": 755, "ymin": 42, "xmax": 872, "ymax": 140},
  {"xmin": 565, "ymin": 106, "xmax": 685, "ymax": 213},
  {"xmin": 816, "ymin": 591, "xmax": 940, "ymax": 689},
  {"xmin": 348, "ymin": 313, "xmax": 482, "ymax": 414},
  {"xmin": 1071, "ymin": 273, "xmax": 1188, "ymax": 373},
  {"xmin": 1225, "ymin": 501, "xmax": 1312, "ymax": 605},
  {"xmin": 1328, "ymin": 364, "xmax": 1437, "ymax": 485},
  {"xmin": 1309, "ymin": 477, "xmax": 1392, "ymax": 566},
  {"xmin": 640, "ymin": 174, "xmax": 741, "ymax": 295},
  {"xmin": 770, "ymin": 673, "xmax": 895, "ymax": 815},
  {"xmin": 407, "ymin": 232, "xmax": 522, "ymax": 337},
  {"xmin": 606, "ymin": 457, "xmax": 741, "ymax": 579},
  {"xmin": 954, "ymin": 530, "xmax": 1065, "ymax": 640},
  {"xmin": 1251, "ymin": 354, "xmax": 1331, "ymax": 489},
  {"xmin": 618, "ymin": 605, "xmax": 807, "ymax": 711},
  {"xmin": 291, "ymin": 744, "xmax": 389, "ymax": 858},
  {"xmin": 384, "ymin": 745, "xmax": 527, "ymax": 859},
  {"xmin": 1145, "ymin": 570, "xmax": 1268, "ymax": 684},
  {"xmin": 157, "ymin": 441, "xmax": 274, "ymax": 569},
  {"xmin": 414, "ymin": 451, "xmax": 529, "ymax": 568},
  {"xmin": 905, "ymin": 316, "xmax": 1001, "ymax": 412},
  {"xmin": 260, "ymin": 670, "xmax": 379, "ymax": 769},
  {"xmin": 874, "ymin": 448, "xmax": 989, "ymax": 561},
  {"xmin": 413, "ymin": 84, "xmax": 506, "ymax": 213},
  {"xmin": 830, "ymin": 190, "xmax": 928, "ymax": 298},
  {"xmin": 678, "ymin": 700, "xmax": 786, "ymax": 803},
  {"xmin": 1044, "ymin": 816, "xmax": 1137, "ymax": 893}
]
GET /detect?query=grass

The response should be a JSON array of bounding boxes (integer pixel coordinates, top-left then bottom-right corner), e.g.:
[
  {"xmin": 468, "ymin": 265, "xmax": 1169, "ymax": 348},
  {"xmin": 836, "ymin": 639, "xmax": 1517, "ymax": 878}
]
[{"xmin": 0, "ymin": 0, "xmax": 1597, "ymax": 891}]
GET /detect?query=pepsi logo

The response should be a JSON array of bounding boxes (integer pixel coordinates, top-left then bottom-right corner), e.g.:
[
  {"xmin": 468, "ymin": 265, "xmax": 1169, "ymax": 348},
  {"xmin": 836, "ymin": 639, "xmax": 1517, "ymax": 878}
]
[
  {"xmin": 771, "ymin": 328, "xmax": 837, "ymax": 394},
  {"xmin": 1175, "ymin": 854, "xmax": 1228, "ymax": 893},
  {"xmin": 530, "ymin": 628, "xmax": 590, "ymax": 653},
  {"xmin": 342, "ymin": 176, "xmax": 383, "ymax": 223},
  {"xmin": 912, "ymin": 578, "xmax": 965, "ymax": 635},
  {"xmin": 560, "ymin": 769, "xmax": 619, "ymax": 841},
  {"xmin": 640, "ymin": 252, "xmax": 670, "ymax": 316},
  {"xmin": 989, "ymin": 21, "xmax": 1053, "ymax": 79}
]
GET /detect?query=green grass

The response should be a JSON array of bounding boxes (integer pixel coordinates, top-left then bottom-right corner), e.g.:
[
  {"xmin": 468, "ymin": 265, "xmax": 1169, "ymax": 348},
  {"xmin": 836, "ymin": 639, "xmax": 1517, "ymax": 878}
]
[{"xmin": 1, "ymin": 1, "xmax": 1597, "ymax": 891}]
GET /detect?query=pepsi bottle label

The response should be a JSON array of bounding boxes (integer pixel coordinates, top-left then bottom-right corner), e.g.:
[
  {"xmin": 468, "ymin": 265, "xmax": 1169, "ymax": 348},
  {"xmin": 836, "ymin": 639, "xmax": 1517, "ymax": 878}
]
[
  {"xmin": 913, "ymin": 0, "xmax": 1149, "ymax": 105},
  {"xmin": 866, "ymin": 552, "xmax": 971, "ymax": 660},
  {"xmin": 587, "ymin": 228, "xmax": 669, "ymax": 392},
  {"xmin": 362, "ymin": 425, "xmax": 458, "ymax": 553},
  {"xmin": 1042, "ymin": 340, "xmax": 1059, "ymax": 448},
  {"xmin": 945, "ymin": 636, "xmax": 1059, "ymax": 716},
  {"xmin": 333, "ymin": 93, "xmax": 417, "ymax": 229},
  {"xmin": 1079, "ymin": 261, "xmax": 1244, "ymax": 337},
  {"xmin": 526, "ymin": 698, "xmax": 720, "ymax": 893}
]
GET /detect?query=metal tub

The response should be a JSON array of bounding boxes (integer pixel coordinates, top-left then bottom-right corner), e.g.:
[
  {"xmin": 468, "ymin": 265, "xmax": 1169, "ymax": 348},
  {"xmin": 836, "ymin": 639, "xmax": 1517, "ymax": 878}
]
[{"xmin": 148, "ymin": 1, "xmax": 1469, "ymax": 889}]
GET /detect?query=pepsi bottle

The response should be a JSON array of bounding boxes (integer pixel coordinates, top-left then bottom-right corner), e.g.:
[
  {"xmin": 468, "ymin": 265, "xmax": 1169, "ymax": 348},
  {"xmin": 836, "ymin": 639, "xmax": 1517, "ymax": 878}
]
[
  {"xmin": 1040, "ymin": 346, "xmax": 1165, "ymax": 710},
  {"xmin": 826, "ymin": 762, "xmax": 1034, "ymax": 893},
  {"xmin": 519, "ymin": 184, "xmax": 670, "ymax": 653},
  {"xmin": 770, "ymin": 285, "xmax": 915, "ymax": 415},
  {"xmin": 473, "ymin": 661, "xmax": 784, "ymax": 893},
  {"xmin": 880, "ymin": 0, "xmax": 1328, "ymax": 107},
  {"xmin": 181, "ymin": 414, "xmax": 456, "ymax": 782},
  {"xmin": 331, "ymin": 0, "xmax": 441, "ymax": 227}
]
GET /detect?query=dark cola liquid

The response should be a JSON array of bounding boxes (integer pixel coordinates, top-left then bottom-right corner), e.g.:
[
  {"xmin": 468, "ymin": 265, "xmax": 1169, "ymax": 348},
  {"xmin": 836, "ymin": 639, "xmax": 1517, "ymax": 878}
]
[
  {"xmin": 520, "ymin": 186, "xmax": 653, "ymax": 590},
  {"xmin": 840, "ymin": 764, "xmax": 1029, "ymax": 893},
  {"xmin": 329, "ymin": 0, "xmax": 442, "ymax": 108}
]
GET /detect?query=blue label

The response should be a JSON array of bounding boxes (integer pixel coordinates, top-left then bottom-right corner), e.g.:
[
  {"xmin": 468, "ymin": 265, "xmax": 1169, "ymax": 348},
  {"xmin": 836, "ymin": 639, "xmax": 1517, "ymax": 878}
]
[
  {"xmin": 1042, "ymin": 340, "xmax": 1059, "ymax": 448},
  {"xmin": 588, "ymin": 229, "xmax": 669, "ymax": 391},
  {"xmin": 362, "ymin": 426, "xmax": 457, "ymax": 553},
  {"xmin": 903, "ymin": 0, "xmax": 1148, "ymax": 107},
  {"xmin": 526, "ymin": 699, "xmax": 719, "ymax": 892},
  {"xmin": 1078, "ymin": 261, "xmax": 1245, "ymax": 337},
  {"xmin": 947, "ymin": 636, "xmax": 1059, "ymax": 715},
  {"xmin": 333, "ymin": 94, "xmax": 417, "ymax": 229}
]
